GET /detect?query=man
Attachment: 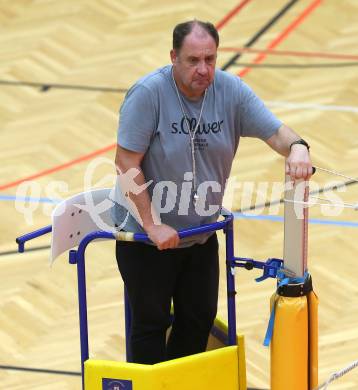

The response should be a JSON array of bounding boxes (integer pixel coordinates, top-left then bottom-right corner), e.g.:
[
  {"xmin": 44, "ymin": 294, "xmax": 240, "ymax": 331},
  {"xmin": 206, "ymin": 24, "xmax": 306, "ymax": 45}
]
[{"xmin": 112, "ymin": 20, "xmax": 312, "ymax": 365}]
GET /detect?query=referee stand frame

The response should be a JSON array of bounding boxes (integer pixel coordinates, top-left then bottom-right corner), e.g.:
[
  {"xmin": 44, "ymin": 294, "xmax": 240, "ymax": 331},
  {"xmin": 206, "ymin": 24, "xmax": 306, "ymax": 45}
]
[{"xmin": 16, "ymin": 168, "xmax": 318, "ymax": 390}]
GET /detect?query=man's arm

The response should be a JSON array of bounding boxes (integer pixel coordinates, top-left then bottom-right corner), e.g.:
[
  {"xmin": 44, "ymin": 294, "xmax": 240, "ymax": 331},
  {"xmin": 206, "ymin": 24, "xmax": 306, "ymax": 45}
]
[
  {"xmin": 265, "ymin": 124, "xmax": 313, "ymax": 181},
  {"xmin": 115, "ymin": 145, "xmax": 179, "ymax": 250}
]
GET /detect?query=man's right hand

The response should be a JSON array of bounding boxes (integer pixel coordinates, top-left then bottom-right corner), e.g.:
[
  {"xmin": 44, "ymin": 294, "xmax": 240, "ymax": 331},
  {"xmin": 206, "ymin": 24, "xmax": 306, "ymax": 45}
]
[{"xmin": 145, "ymin": 224, "xmax": 180, "ymax": 250}]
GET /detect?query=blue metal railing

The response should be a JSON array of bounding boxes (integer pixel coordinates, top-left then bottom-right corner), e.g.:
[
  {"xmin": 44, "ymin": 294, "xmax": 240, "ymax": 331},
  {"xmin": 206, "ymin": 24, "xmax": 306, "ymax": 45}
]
[{"xmin": 16, "ymin": 210, "xmax": 285, "ymax": 390}]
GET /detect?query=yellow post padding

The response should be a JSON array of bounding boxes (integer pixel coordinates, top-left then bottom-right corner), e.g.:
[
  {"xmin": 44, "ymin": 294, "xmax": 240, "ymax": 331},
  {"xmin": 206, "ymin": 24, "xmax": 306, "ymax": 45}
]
[
  {"xmin": 309, "ymin": 292, "xmax": 319, "ymax": 390},
  {"xmin": 270, "ymin": 291, "xmax": 318, "ymax": 390},
  {"xmin": 85, "ymin": 346, "xmax": 242, "ymax": 390}
]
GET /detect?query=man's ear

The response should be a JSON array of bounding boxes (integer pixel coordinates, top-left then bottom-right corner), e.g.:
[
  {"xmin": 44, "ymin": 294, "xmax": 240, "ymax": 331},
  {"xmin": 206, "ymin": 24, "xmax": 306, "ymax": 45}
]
[{"xmin": 170, "ymin": 49, "xmax": 177, "ymax": 64}]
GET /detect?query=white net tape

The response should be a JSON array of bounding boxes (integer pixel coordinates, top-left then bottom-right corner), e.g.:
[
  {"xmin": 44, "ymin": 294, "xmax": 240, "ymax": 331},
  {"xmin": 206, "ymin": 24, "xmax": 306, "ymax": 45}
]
[{"xmin": 315, "ymin": 359, "xmax": 358, "ymax": 390}]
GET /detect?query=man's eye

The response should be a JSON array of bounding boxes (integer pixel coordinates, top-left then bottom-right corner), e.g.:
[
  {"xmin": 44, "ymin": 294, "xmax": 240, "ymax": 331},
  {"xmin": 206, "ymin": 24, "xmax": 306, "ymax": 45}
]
[{"xmin": 189, "ymin": 58, "xmax": 198, "ymax": 65}]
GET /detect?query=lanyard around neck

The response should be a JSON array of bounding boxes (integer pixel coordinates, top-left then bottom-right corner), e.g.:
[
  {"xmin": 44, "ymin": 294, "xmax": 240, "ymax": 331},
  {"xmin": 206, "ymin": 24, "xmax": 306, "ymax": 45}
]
[{"xmin": 171, "ymin": 68, "xmax": 207, "ymax": 203}]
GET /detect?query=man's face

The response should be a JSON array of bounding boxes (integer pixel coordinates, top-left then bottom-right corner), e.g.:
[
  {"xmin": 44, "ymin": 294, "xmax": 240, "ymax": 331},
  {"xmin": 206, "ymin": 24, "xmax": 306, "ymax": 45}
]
[{"xmin": 171, "ymin": 27, "xmax": 217, "ymax": 99}]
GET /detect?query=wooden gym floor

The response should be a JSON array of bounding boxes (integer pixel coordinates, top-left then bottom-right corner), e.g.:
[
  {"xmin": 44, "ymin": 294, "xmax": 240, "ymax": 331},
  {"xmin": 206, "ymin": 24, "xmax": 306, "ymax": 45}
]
[{"xmin": 0, "ymin": 0, "xmax": 357, "ymax": 388}]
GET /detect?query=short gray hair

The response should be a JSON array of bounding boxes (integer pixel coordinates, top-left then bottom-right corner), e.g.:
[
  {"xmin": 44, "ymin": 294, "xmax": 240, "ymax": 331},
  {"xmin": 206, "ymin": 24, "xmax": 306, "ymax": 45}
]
[{"xmin": 172, "ymin": 20, "xmax": 219, "ymax": 51}]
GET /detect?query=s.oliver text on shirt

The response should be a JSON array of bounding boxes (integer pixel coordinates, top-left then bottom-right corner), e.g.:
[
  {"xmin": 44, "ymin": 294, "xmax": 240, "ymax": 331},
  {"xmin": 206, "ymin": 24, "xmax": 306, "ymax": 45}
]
[{"xmin": 171, "ymin": 117, "xmax": 224, "ymax": 135}]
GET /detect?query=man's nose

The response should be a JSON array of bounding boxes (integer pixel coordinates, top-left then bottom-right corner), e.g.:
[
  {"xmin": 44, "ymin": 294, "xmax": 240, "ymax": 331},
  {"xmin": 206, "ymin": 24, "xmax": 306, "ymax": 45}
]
[{"xmin": 197, "ymin": 61, "xmax": 209, "ymax": 75}]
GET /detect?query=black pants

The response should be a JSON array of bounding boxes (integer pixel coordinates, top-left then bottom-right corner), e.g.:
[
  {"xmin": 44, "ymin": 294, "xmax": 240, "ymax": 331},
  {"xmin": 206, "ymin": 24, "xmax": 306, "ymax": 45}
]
[{"xmin": 116, "ymin": 233, "xmax": 219, "ymax": 364}]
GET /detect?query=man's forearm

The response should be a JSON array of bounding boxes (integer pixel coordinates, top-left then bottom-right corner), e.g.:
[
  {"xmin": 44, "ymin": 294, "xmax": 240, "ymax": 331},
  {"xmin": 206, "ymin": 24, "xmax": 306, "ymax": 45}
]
[
  {"xmin": 115, "ymin": 145, "xmax": 179, "ymax": 249},
  {"xmin": 265, "ymin": 124, "xmax": 302, "ymax": 157},
  {"xmin": 264, "ymin": 123, "xmax": 312, "ymax": 180},
  {"xmin": 116, "ymin": 163, "xmax": 159, "ymax": 230}
]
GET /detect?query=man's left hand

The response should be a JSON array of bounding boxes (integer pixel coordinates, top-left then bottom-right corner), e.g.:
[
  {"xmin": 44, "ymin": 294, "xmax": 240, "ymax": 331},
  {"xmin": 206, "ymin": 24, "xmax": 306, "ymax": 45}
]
[{"xmin": 286, "ymin": 144, "xmax": 313, "ymax": 181}]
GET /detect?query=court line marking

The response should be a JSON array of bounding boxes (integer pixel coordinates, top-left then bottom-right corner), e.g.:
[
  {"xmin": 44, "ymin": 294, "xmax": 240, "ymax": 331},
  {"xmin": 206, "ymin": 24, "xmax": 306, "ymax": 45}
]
[
  {"xmin": 0, "ymin": 4, "xmax": 355, "ymax": 200},
  {"xmin": 215, "ymin": 0, "xmax": 252, "ymax": 30},
  {"xmin": 0, "ymin": 365, "xmax": 81, "ymax": 376},
  {"xmin": 0, "ymin": 195, "xmax": 59, "ymax": 203},
  {"xmin": 0, "ymin": 4, "xmax": 249, "ymax": 192},
  {"xmin": 235, "ymin": 62, "xmax": 358, "ymax": 68},
  {"xmin": 0, "ymin": 4, "xmax": 350, "ymax": 386},
  {"xmin": 233, "ymin": 213, "xmax": 358, "ymax": 228},
  {"xmin": 1, "ymin": 104, "xmax": 356, "ymax": 193},
  {"xmin": 0, "ymin": 1, "xmax": 250, "ymax": 94},
  {"xmin": 1, "ymin": 193, "xmax": 357, "ymax": 229},
  {"xmin": 221, "ymin": 0, "xmax": 299, "ymax": 71},
  {"xmin": 0, "ymin": 365, "xmax": 264, "ymax": 388},
  {"xmin": 1, "ymin": 215, "xmax": 357, "ymax": 258},
  {"xmin": 0, "ymin": 144, "xmax": 116, "ymax": 191},
  {"xmin": 0, "ymin": 245, "xmax": 50, "ymax": 257},
  {"xmin": 265, "ymin": 101, "xmax": 358, "ymax": 113},
  {"xmin": 238, "ymin": 0, "xmax": 322, "ymax": 77},
  {"xmin": 0, "ymin": 79, "xmax": 127, "ymax": 93},
  {"xmin": 219, "ymin": 47, "xmax": 358, "ymax": 61}
]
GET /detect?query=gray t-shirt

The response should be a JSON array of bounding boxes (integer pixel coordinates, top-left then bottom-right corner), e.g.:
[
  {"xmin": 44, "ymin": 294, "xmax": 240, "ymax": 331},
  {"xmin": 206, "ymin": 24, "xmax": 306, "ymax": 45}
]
[{"xmin": 112, "ymin": 65, "xmax": 281, "ymax": 246}]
